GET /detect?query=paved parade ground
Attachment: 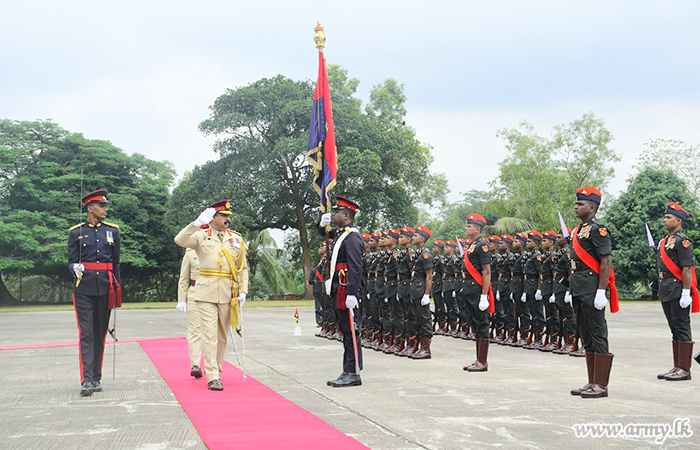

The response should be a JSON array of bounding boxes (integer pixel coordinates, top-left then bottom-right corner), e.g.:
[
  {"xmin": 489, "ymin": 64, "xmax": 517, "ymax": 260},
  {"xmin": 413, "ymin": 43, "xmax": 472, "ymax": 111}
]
[{"xmin": 1, "ymin": 303, "xmax": 700, "ymax": 450}]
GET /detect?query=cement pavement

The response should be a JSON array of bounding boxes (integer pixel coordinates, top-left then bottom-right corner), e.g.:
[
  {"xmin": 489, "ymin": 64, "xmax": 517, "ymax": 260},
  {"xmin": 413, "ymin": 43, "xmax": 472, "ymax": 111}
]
[{"xmin": 1, "ymin": 303, "xmax": 699, "ymax": 449}]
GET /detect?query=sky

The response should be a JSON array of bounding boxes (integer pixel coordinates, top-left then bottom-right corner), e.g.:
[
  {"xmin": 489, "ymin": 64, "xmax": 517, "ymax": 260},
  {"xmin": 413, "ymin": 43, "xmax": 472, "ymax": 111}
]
[{"xmin": 3, "ymin": 1, "xmax": 700, "ymax": 213}]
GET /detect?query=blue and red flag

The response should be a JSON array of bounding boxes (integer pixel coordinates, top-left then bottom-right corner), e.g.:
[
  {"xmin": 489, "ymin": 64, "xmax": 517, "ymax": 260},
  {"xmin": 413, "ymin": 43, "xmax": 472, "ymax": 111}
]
[{"xmin": 306, "ymin": 51, "xmax": 337, "ymax": 213}]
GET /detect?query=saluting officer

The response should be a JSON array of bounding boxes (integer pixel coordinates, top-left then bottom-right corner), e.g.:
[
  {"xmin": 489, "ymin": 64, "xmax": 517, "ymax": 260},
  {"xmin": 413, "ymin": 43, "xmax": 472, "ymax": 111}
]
[
  {"xmin": 656, "ymin": 202, "xmax": 697, "ymax": 381},
  {"xmin": 569, "ymin": 187, "xmax": 616, "ymax": 399},
  {"xmin": 319, "ymin": 196, "xmax": 365, "ymax": 387},
  {"xmin": 462, "ymin": 214, "xmax": 493, "ymax": 372},
  {"xmin": 68, "ymin": 189, "xmax": 121, "ymax": 397},
  {"xmin": 174, "ymin": 200, "xmax": 248, "ymax": 392}
]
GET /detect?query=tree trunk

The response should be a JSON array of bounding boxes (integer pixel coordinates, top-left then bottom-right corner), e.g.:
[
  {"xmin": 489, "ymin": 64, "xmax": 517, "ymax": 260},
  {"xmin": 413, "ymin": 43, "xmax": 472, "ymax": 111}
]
[{"xmin": 0, "ymin": 272, "xmax": 19, "ymax": 305}]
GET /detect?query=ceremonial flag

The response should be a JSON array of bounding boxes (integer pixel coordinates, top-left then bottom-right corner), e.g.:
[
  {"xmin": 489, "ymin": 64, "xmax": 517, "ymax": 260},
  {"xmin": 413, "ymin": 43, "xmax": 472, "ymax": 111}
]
[
  {"xmin": 645, "ymin": 223, "xmax": 655, "ymax": 247},
  {"xmin": 294, "ymin": 307, "xmax": 300, "ymax": 324},
  {"xmin": 558, "ymin": 211, "xmax": 569, "ymax": 237},
  {"xmin": 306, "ymin": 51, "xmax": 337, "ymax": 213}
]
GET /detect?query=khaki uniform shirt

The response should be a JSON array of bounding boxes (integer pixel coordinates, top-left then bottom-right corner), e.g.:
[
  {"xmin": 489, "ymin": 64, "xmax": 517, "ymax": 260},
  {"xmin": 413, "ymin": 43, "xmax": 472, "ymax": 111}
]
[
  {"xmin": 174, "ymin": 223, "xmax": 249, "ymax": 304},
  {"xmin": 177, "ymin": 248, "xmax": 200, "ymax": 303}
]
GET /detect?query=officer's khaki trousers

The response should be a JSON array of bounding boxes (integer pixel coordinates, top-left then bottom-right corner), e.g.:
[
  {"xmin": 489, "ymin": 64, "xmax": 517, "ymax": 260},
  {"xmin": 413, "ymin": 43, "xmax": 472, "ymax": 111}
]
[
  {"xmin": 196, "ymin": 301, "xmax": 230, "ymax": 382},
  {"xmin": 186, "ymin": 294, "xmax": 202, "ymax": 368}
]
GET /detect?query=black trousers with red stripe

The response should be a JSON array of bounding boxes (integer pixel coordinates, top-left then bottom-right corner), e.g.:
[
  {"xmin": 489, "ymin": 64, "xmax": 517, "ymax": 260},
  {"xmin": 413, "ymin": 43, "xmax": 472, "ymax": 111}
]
[{"xmin": 73, "ymin": 292, "xmax": 111, "ymax": 383}]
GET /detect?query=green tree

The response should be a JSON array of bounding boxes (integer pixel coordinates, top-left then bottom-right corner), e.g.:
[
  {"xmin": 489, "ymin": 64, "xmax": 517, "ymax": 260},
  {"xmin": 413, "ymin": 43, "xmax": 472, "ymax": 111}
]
[
  {"xmin": 245, "ymin": 230, "xmax": 296, "ymax": 297},
  {"xmin": 491, "ymin": 113, "xmax": 619, "ymax": 231},
  {"xmin": 173, "ymin": 68, "xmax": 446, "ymax": 298},
  {"xmin": 635, "ymin": 139, "xmax": 700, "ymax": 198},
  {"xmin": 605, "ymin": 168, "xmax": 697, "ymax": 292},
  {"xmin": 0, "ymin": 119, "xmax": 178, "ymax": 304}
]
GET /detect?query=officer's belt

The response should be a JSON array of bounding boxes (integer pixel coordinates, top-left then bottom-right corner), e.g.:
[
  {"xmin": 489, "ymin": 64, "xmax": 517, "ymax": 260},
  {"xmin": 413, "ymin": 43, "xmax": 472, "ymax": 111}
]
[
  {"xmin": 555, "ymin": 272, "xmax": 568, "ymax": 278},
  {"xmin": 199, "ymin": 269, "xmax": 233, "ymax": 279},
  {"xmin": 375, "ymin": 271, "xmax": 384, "ymax": 277},
  {"xmin": 571, "ymin": 261, "xmax": 588, "ymax": 270},
  {"xmin": 385, "ymin": 275, "xmax": 397, "ymax": 281},
  {"xmin": 83, "ymin": 262, "xmax": 113, "ymax": 270},
  {"xmin": 541, "ymin": 274, "xmax": 553, "ymax": 280},
  {"xmin": 525, "ymin": 274, "xmax": 539, "ymax": 279},
  {"xmin": 659, "ymin": 271, "xmax": 675, "ymax": 279},
  {"xmin": 399, "ymin": 274, "xmax": 411, "ymax": 280}
]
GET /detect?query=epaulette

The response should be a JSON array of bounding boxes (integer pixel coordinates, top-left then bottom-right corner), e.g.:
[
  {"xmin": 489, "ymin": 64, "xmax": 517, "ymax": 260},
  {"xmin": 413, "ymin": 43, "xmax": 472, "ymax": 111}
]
[
  {"xmin": 103, "ymin": 221, "xmax": 120, "ymax": 229},
  {"xmin": 69, "ymin": 222, "xmax": 85, "ymax": 231}
]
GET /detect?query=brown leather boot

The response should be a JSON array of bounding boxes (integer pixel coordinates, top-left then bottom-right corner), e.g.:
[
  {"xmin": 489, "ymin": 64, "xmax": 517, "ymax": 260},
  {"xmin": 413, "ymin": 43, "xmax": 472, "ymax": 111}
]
[
  {"xmin": 456, "ymin": 323, "xmax": 468, "ymax": 339},
  {"xmin": 404, "ymin": 336, "xmax": 421, "ymax": 357},
  {"xmin": 448, "ymin": 321, "xmax": 460, "ymax": 337},
  {"xmin": 398, "ymin": 336, "xmax": 417, "ymax": 357},
  {"xmin": 554, "ymin": 333, "xmax": 574, "ymax": 354},
  {"xmin": 665, "ymin": 341, "xmax": 693, "ymax": 381},
  {"xmin": 524, "ymin": 330, "xmax": 543, "ymax": 350},
  {"xmin": 541, "ymin": 333, "xmax": 561, "ymax": 352},
  {"xmin": 440, "ymin": 321, "xmax": 449, "ymax": 334},
  {"xmin": 569, "ymin": 336, "xmax": 585, "ymax": 357},
  {"xmin": 502, "ymin": 328, "xmax": 516, "ymax": 346},
  {"xmin": 378, "ymin": 331, "xmax": 393, "ymax": 352},
  {"xmin": 658, "ymin": 340, "xmax": 679, "ymax": 379},
  {"xmin": 513, "ymin": 328, "xmax": 529, "ymax": 347},
  {"xmin": 391, "ymin": 335, "xmax": 406, "ymax": 355},
  {"xmin": 571, "ymin": 352, "xmax": 595, "ymax": 395},
  {"xmin": 372, "ymin": 330, "xmax": 384, "ymax": 350},
  {"xmin": 581, "ymin": 353, "xmax": 614, "ymax": 398},
  {"xmin": 466, "ymin": 329, "xmax": 476, "ymax": 340},
  {"xmin": 491, "ymin": 326, "xmax": 504, "ymax": 344},
  {"xmin": 333, "ymin": 324, "xmax": 343, "ymax": 341},
  {"xmin": 412, "ymin": 337, "xmax": 432, "ymax": 359},
  {"xmin": 465, "ymin": 338, "xmax": 489, "ymax": 372}
]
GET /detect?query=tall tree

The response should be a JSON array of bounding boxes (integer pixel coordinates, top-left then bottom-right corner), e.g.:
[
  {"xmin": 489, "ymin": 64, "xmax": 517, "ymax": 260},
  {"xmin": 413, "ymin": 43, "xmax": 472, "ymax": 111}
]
[
  {"xmin": 635, "ymin": 139, "xmax": 700, "ymax": 199},
  {"xmin": 605, "ymin": 168, "xmax": 697, "ymax": 291},
  {"xmin": 179, "ymin": 68, "xmax": 446, "ymax": 298},
  {"xmin": 0, "ymin": 119, "xmax": 177, "ymax": 304}
]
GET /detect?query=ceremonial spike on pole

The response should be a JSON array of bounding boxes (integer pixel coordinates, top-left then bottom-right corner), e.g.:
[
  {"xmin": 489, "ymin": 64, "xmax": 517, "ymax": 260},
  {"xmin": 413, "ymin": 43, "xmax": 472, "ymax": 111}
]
[
  {"xmin": 645, "ymin": 223, "xmax": 655, "ymax": 247},
  {"xmin": 456, "ymin": 236, "xmax": 464, "ymax": 256},
  {"xmin": 558, "ymin": 211, "xmax": 570, "ymax": 237},
  {"xmin": 294, "ymin": 307, "xmax": 302, "ymax": 336}
]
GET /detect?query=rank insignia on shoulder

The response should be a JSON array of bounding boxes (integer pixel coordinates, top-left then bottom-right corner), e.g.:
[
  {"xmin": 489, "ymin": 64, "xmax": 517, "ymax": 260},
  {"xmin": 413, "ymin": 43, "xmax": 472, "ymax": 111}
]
[
  {"xmin": 599, "ymin": 227, "xmax": 608, "ymax": 237},
  {"xmin": 683, "ymin": 240, "xmax": 690, "ymax": 248}
]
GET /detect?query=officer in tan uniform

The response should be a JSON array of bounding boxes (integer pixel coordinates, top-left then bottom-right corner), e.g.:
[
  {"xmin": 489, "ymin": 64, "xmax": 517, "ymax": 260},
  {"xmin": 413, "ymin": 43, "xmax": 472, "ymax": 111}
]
[
  {"xmin": 177, "ymin": 243, "xmax": 204, "ymax": 379},
  {"xmin": 174, "ymin": 199, "xmax": 248, "ymax": 391}
]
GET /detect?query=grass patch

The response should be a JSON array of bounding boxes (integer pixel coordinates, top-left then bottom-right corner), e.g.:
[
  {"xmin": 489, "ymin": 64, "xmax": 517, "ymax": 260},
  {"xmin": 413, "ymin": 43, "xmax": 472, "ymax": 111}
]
[{"xmin": 0, "ymin": 299, "xmax": 315, "ymax": 313}]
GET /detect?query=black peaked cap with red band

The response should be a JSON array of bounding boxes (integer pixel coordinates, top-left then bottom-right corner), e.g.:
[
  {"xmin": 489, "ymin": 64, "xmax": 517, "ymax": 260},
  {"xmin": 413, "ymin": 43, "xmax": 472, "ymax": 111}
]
[
  {"xmin": 333, "ymin": 195, "xmax": 359, "ymax": 212},
  {"xmin": 82, "ymin": 189, "xmax": 111, "ymax": 205},
  {"xmin": 209, "ymin": 199, "xmax": 232, "ymax": 214}
]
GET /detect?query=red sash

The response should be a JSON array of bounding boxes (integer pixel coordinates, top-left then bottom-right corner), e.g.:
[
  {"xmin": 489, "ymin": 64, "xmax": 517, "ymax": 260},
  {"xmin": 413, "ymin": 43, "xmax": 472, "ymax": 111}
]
[
  {"xmin": 316, "ymin": 265, "xmax": 323, "ymax": 282},
  {"xmin": 571, "ymin": 224, "xmax": 619, "ymax": 313},
  {"xmin": 659, "ymin": 236, "xmax": 700, "ymax": 313},
  {"xmin": 463, "ymin": 246, "xmax": 495, "ymax": 313},
  {"xmin": 83, "ymin": 262, "xmax": 121, "ymax": 309},
  {"xmin": 335, "ymin": 263, "xmax": 349, "ymax": 310}
]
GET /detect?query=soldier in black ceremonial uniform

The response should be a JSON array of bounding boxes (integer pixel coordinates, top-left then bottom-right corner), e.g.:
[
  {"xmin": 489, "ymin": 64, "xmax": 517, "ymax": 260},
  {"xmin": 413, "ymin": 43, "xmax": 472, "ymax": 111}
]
[
  {"xmin": 362, "ymin": 233, "xmax": 380, "ymax": 344},
  {"xmin": 569, "ymin": 187, "xmax": 616, "ymax": 399},
  {"xmin": 456, "ymin": 238, "xmax": 473, "ymax": 339},
  {"xmin": 313, "ymin": 241, "xmax": 333, "ymax": 338},
  {"xmin": 523, "ymin": 231, "xmax": 544, "ymax": 350},
  {"xmin": 656, "ymin": 202, "xmax": 696, "ymax": 381},
  {"xmin": 442, "ymin": 240, "xmax": 460, "ymax": 337},
  {"xmin": 462, "ymin": 214, "xmax": 493, "ymax": 372},
  {"xmin": 552, "ymin": 228, "xmax": 577, "ymax": 354},
  {"xmin": 392, "ymin": 227, "xmax": 415, "ymax": 355},
  {"xmin": 510, "ymin": 233, "xmax": 528, "ymax": 347},
  {"xmin": 319, "ymin": 196, "xmax": 365, "ymax": 388},
  {"xmin": 539, "ymin": 231, "xmax": 560, "ymax": 351},
  {"xmin": 311, "ymin": 241, "xmax": 327, "ymax": 328},
  {"xmin": 497, "ymin": 235, "xmax": 514, "ymax": 344},
  {"xmin": 488, "ymin": 235, "xmax": 502, "ymax": 342},
  {"xmin": 68, "ymin": 190, "xmax": 121, "ymax": 397},
  {"xmin": 408, "ymin": 226, "xmax": 434, "ymax": 359},
  {"xmin": 431, "ymin": 240, "xmax": 447, "ymax": 335},
  {"xmin": 378, "ymin": 229, "xmax": 400, "ymax": 352}
]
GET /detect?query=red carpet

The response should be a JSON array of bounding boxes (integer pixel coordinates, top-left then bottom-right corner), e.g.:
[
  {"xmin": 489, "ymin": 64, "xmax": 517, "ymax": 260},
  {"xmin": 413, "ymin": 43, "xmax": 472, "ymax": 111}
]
[
  {"xmin": 140, "ymin": 337, "xmax": 370, "ymax": 450},
  {"xmin": 0, "ymin": 336, "xmax": 173, "ymax": 351}
]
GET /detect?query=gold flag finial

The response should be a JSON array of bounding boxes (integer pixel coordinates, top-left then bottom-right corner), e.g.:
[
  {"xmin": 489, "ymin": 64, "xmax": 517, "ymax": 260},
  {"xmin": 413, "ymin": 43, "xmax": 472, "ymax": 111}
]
[{"xmin": 313, "ymin": 21, "xmax": 326, "ymax": 52}]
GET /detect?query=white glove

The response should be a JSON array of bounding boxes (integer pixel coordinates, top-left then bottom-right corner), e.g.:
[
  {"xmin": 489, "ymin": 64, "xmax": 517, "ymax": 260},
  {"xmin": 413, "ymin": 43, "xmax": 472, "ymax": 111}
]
[
  {"xmin": 452, "ymin": 291, "xmax": 456, "ymax": 298},
  {"xmin": 535, "ymin": 289, "xmax": 542, "ymax": 300},
  {"xmin": 478, "ymin": 294, "xmax": 489, "ymax": 311},
  {"xmin": 176, "ymin": 302, "xmax": 187, "ymax": 312},
  {"xmin": 72, "ymin": 263, "xmax": 84, "ymax": 278},
  {"xmin": 194, "ymin": 207, "xmax": 216, "ymax": 226},
  {"xmin": 238, "ymin": 292, "xmax": 247, "ymax": 306},
  {"xmin": 396, "ymin": 294, "xmax": 399, "ymax": 302},
  {"xmin": 521, "ymin": 293, "xmax": 527, "ymax": 303},
  {"xmin": 564, "ymin": 291, "xmax": 572, "ymax": 304},
  {"xmin": 384, "ymin": 298, "xmax": 389, "ymax": 303},
  {"xmin": 496, "ymin": 290, "xmax": 500, "ymax": 301},
  {"xmin": 366, "ymin": 292, "xmax": 370, "ymax": 300},
  {"xmin": 594, "ymin": 289, "xmax": 608, "ymax": 310},
  {"xmin": 346, "ymin": 294, "xmax": 358, "ymax": 309},
  {"xmin": 320, "ymin": 213, "xmax": 332, "ymax": 227},
  {"xmin": 549, "ymin": 294, "xmax": 556, "ymax": 304},
  {"xmin": 680, "ymin": 289, "xmax": 692, "ymax": 309},
  {"xmin": 510, "ymin": 292, "xmax": 514, "ymax": 301},
  {"xmin": 421, "ymin": 294, "xmax": 430, "ymax": 306}
]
